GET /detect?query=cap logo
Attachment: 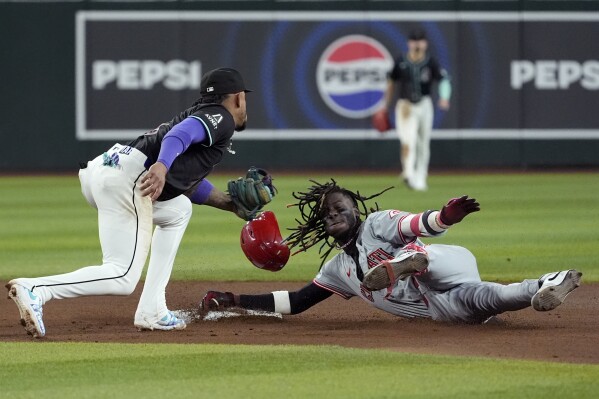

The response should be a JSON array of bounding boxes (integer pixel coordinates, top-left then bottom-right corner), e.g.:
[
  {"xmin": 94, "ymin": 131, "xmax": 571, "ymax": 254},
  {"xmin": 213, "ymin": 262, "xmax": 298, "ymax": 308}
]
[{"xmin": 207, "ymin": 86, "xmax": 214, "ymax": 92}]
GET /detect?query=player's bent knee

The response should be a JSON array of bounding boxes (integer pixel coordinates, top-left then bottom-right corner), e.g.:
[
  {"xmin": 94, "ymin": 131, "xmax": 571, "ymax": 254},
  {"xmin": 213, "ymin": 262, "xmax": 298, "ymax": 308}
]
[
  {"xmin": 113, "ymin": 278, "xmax": 139, "ymax": 296},
  {"xmin": 101, "ymin": 273, "xmax": 140, "ymax": 296}
]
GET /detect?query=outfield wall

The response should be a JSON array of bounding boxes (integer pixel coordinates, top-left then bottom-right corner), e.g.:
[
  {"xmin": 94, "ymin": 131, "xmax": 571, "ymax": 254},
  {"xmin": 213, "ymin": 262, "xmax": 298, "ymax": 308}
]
[{"xmin": 1, "ymin": 1, "xmax": 598, "ymax": 172}]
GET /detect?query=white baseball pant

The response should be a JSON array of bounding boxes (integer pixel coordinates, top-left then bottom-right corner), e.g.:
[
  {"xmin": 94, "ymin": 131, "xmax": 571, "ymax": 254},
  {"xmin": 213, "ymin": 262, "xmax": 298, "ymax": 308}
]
[
  {"xmin": 415, "ymin": 245, "xmax": 538, "ymax": 323},
  {"xmin": 14, "ymin": 144, "xmax": 192, "ymax": 324},
  {"xmin": 394, "ymin": 96, "xmax": 433, "ymax": 191}
]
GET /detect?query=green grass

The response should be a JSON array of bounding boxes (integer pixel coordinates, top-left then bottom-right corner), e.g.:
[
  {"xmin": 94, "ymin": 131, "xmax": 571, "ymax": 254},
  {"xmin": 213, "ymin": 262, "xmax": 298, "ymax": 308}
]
[
  {"xmin": 1, "ymin": 173, "xmax": 598, "ymax": 282},
  {"xmin": 1, "ymin": 173, "xmax": 599, "ymax": 398},
  {"xmin": 0, "ymin": 342, "xmax": 598, "ymax": 399}
]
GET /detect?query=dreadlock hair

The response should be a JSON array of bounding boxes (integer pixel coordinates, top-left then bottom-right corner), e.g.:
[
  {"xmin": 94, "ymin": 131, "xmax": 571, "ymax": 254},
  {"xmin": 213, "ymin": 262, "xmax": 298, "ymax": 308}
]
[{"xmin": 285, "ymin": 179, "xmax": 393, "ymax": 268}]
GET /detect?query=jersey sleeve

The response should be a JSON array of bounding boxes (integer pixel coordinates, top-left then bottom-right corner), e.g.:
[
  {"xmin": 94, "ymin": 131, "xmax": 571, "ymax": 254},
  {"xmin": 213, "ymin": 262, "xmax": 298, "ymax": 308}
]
[
  {"xmin": 156, "ymin": 117, "xmax": 208, "ymax": 169},
  {"xmin": 188, "ymin": 105, "xmax": 235, "ymax": 147},
  {"xmin": 388, "ymin": 55, "xmax": 403, "ymax": 81},
  {"xmin": 366, "ymin": 210, "xmax": 449, "ymax": 246},
  {"xmin": 430, "ymin": 57, "xmax": 449, "ymax": 81},
  {"xmin": 313, "ymin": 257, "xmax": 355, "ymax": 300}
]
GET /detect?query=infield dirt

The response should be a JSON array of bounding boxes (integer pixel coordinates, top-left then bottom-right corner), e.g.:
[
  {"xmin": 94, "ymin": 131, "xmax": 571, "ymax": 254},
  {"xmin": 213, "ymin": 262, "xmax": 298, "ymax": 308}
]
[{"xmin": 2, "ymin": 281, "xmax": 598, "ymax": 364}]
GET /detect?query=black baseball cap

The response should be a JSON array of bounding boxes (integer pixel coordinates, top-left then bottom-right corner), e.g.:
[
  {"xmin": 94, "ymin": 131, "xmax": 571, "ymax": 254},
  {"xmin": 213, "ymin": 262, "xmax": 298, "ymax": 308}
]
[
  {"xmin": 200, "ymin": 68, "xmax": 252, "ymax": 95},
  {"xmin": 408, "ymin": 28, "xmax": 427, "ymax": 41}
]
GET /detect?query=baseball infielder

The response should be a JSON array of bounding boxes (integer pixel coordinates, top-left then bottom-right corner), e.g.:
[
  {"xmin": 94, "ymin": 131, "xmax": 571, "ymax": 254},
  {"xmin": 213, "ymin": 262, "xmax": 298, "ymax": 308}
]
[
  {"xmin": 202, "ymin": 181, "xmax": 582, "ymax": 323},
  {"xmin": 7, "ymin": 68, "xmax": 253, "ymax": 337},
  {"xmin": 382, "ymin": 28, "xmax": 451, "ymax": 191}
]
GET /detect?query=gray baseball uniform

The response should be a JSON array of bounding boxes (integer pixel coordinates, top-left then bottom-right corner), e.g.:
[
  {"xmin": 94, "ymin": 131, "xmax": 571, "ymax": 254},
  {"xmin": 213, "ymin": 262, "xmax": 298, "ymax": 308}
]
[{"xmin": 314, "ymin": 210, "xmax": 539, "ymax": 323}]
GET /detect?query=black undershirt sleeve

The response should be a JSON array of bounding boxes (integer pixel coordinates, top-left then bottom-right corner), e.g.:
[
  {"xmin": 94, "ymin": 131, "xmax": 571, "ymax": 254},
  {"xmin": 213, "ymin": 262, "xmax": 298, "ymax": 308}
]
[
  {"xmin": 238, "ymin": 293, "xmax": 274, "ymax": 312},
  {"xmin": 288, "ymin": 282, "xmax": 334, "ymax": 314},
  {"xmin": 238, "ymin": 282, "xmax": 333, "ymax": 315}
]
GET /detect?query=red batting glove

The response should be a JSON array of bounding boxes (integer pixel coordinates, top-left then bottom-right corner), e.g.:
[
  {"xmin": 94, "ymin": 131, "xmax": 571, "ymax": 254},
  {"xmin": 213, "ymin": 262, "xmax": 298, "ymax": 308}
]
[{"xmin": 439, "ymin": 195, "xmax": 480, "ymax": 225}]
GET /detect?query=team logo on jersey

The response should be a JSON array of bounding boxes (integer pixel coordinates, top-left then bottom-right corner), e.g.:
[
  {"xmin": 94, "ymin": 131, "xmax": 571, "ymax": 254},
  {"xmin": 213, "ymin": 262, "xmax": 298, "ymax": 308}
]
[
  {"xmin": 367, "ymin": 248, "xmax": 394, "ymax": 269},
  {"xmin": 316, "ymin": 35, "xmax": 394, "ymax": 119}
]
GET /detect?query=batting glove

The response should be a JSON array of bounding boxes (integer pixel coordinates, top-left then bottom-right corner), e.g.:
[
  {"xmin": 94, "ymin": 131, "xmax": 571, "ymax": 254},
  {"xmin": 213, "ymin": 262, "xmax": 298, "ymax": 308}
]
[
  {"xmin": 439, "ymin": 195, "xmax": 480, "ymax": 225},
  {"xmin": 201, "ymin": 291, "xmax": 236, "ymax": 311}
]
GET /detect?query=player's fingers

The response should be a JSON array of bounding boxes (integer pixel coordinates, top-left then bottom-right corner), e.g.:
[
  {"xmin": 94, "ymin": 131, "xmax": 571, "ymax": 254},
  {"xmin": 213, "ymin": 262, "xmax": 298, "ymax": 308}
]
[
  {"xmin": 465, "ymin": 204, "xmax": 481, "ymax": 213},
  {"xmin": 140, "ymin": 185, "xmax": 153, "ymax": 197},
  {"xmin": 139, "ymin": 182, "xmax": 150, "ymax": 194},
  {"xmin": 140, "ymin": 172, "xmax": 152, "ymax": 184},
  {"xmin": 139, "ymin": 174, "xmax": 153, "ymax": 189},
  {"xmin": 150, "ymin": 189, "xmax": 161, "ymax": 201},
  {"xmin": 149, "ymin": 182, "xmax": 165, "ymax": 201},
  {"xmin": 140, "ymin": 172, "xmax": 164, "ymax": 191},
  {"xmin": 141, "ymin": 185, "xmax": 160, "ymax": 200},
  {"xmin": 447, "ymin": 195, "xmax": 468, "ymax": 206},
  {"xmin": 140, "ymin": 176, "xmax": 158, "ymax": 197},
  {"xmin": 462, "ymin": 198, "xmax": 477, "ymax": 206}
]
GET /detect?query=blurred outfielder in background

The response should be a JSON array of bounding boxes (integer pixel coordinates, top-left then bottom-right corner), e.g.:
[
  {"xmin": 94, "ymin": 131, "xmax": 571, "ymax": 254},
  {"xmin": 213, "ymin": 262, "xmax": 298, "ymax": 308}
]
[{"xmin": 375, "ymin": 28, "xmax": 452, "ymax": 191}]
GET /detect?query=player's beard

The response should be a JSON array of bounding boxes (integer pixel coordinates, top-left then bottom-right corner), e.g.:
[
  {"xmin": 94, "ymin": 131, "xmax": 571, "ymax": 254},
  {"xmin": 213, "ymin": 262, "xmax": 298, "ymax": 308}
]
[{"xmin": 235, "ymin": 121, "xmax": 247, "ymax": 132}]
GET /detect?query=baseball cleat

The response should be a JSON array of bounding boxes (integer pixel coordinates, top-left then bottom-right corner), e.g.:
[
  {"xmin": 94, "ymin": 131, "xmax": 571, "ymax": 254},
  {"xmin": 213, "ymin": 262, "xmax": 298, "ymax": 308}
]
[
  {"xmin": 362, "ymin": 248, "xmax": 429, "ymax": 291},
  {"xmin": 201, "ymin": 291, "xmax": 236, "ymax": 311},
  {"xmin": 134, "ymin": 311, "xmax": 187, "ymax": 331},
  {"xmin": 531, "ymin": 269, "xmax": 582, "ymax": 311},
  {"xmin": 6, "ymin": 282, "xmax": 46, "ymax": 338}
]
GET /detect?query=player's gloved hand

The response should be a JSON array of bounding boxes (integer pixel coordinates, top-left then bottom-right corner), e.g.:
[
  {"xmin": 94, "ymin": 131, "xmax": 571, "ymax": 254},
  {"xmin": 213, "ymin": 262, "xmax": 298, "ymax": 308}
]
[
  {"xmin": 372, "ymin": 109, "xmax": 391, "ymax": 133},
  {"xmin": 201, "ymin": 291, "xmax": 236, "ymax": 311},
  {"xmin": 439, "ymin": 195, "xmax": 480, "ymax": 225},
  {"xmin": 227, "ymin": 167, "xmax": 277, "ymax": 221}
]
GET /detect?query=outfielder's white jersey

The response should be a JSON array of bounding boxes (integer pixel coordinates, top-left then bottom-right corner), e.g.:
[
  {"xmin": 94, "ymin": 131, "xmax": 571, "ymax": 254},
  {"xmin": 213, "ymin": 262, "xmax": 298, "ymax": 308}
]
[{"xmin": 314, "ymin": 210, "xmax": 539, "ymax": 323}]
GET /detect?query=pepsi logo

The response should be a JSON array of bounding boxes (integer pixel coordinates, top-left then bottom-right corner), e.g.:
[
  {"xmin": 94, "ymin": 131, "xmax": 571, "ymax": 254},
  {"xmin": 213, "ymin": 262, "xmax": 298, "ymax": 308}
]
[{"xmin": 317, "ymin": 35, "xmax": 394, "ymax": 119}]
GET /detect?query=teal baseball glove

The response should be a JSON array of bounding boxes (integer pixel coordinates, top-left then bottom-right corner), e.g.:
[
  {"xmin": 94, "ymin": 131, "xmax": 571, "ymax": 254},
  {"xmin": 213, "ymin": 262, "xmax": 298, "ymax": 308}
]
[{"xmin": 227, "ymin": 167, "xmax": 277, "ymax": 221}]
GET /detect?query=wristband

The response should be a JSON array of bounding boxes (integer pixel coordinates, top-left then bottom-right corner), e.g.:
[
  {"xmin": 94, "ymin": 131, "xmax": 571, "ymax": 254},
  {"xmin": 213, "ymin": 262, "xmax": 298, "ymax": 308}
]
[
  {"xmin": 272, "ymin": 290, "xmax": 291, "ymax": 314},
  {"xmin": 189, "ymin": 179, "xmax": 214, "ymax": 205}
]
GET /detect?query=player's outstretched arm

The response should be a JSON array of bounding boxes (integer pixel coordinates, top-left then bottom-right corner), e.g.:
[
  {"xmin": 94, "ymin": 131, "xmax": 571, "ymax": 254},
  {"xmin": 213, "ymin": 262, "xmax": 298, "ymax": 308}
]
[
  {"xmin": 200, "ymin": 186, "xmax": 237, "ymax": 214},
  {"xmin": 186, "ymin": 179, "xmax": 238, "ymax": 214},
  {"xmin": 201, "ymin": 282, "xmax": 333, "ymax": 315},
  {"xmin": 194, "ymin": 184, "xmax": 262, "ymax": 221},
  {"xmin": 438, "ymin": 195, "xmax": 480, "ymax": 226}
]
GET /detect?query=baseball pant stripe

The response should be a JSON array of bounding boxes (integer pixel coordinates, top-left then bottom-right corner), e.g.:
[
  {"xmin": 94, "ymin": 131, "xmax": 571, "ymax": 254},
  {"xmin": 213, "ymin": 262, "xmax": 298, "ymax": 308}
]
[{"xmin": 31, "ymin": 169, "xmax": 146, "ymax": 291}]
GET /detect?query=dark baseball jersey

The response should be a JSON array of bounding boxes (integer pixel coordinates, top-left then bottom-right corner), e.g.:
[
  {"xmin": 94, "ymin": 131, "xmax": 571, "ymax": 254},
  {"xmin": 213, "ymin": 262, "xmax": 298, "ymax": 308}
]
[
  {"xmin": 388, "ymin": 54, "xmax": 448, "ymax": 103},
  {"xmin": 128, "ymin": 102, "xmax": 235, "ymax": 201}
]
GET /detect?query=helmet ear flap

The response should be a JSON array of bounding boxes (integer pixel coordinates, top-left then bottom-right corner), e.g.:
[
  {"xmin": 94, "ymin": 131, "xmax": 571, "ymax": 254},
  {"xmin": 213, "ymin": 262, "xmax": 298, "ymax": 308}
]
[{"xmin": 240, "ymin": 211, "xmax": 290, "ymax": 272}]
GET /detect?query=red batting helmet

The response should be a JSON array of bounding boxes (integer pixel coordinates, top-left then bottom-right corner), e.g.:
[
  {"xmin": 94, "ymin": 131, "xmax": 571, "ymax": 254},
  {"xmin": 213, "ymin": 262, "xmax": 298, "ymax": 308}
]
[{"xmin": 240, "ymin": 211, "xmax": 290, "ymax": 272}]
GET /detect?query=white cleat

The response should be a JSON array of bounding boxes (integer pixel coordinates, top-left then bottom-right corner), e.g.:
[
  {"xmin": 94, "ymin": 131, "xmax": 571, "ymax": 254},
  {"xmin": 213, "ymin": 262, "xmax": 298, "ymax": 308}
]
[
  {"xmin": 531, "ymin": 270, "xmax": 582, "ymax": 311},
  {"xmin": 6, "ymin": 282, "xmax": 46, "ymax": 338},
  {"xmin": 134, "ymin": 311, "xmax": 187, "ymax": 331}
]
